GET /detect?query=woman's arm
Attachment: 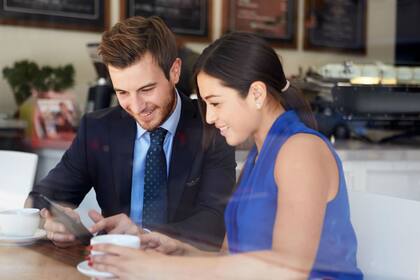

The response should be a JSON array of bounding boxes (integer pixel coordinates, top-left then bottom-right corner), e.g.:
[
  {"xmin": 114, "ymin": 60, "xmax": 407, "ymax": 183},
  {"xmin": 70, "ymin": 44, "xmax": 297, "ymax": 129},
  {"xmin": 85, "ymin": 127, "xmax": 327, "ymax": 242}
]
[
  {"xmin": 271, "ymin": 133, "xmax": 338, "ymax": 271},
  {"xmin": 91, "ymin": 133, "xmax": 338, "ymax": 279},
  {"xmin": 91, "ymin": 245, "xmax": 307, "ymax": 280}
]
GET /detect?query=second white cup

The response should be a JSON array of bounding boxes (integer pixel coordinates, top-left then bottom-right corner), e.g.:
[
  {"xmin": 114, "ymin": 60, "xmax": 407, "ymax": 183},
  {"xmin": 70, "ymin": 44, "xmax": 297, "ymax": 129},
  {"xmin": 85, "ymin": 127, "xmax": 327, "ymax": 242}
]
[
  {"xmin": 90, "ymin": 234, "xmax": 140, "ymax": 256},
  {"xmin": 0, "ymin": 208, "xmax": 40, "ymax": 236}
]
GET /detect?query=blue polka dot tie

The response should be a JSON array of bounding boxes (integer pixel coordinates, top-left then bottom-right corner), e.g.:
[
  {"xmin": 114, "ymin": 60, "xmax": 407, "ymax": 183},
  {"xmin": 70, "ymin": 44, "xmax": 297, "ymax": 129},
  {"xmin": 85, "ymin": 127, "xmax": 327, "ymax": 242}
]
[{"xmin": 143, "ymin": 127, "xmax": 168, "ymax": 227}]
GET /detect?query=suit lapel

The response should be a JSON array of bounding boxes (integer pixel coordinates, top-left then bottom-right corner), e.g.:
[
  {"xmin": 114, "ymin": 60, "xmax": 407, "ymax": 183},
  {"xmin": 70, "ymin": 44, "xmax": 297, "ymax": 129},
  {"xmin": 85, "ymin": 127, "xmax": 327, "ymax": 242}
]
[
  {"xmin": 109, "ymin": 107, "xmax": 136, "ymax": 215},
  {"xmin": 107, "ymin": 97, "xmax": 200, "ymax": 219},
  {"xmin": 168, "ymin": 94, "xmax": 201, "ymax": 221}
]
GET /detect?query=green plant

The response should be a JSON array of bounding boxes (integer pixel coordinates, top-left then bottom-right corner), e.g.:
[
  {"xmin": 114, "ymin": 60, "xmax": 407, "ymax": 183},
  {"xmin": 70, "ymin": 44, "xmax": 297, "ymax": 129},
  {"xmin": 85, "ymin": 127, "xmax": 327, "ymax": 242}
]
[{"xmin": 2, "ymin": 60, "xmax": 75, "ymax": 106}]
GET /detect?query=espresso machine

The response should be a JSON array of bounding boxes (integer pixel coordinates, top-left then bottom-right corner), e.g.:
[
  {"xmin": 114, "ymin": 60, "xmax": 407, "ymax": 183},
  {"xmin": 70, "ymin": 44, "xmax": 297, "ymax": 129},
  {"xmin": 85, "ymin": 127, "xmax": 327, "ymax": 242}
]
[
  {"xmin": 85, "ymin": 77, "xmax": 113, "ymax": 113},
  {"xmin": 297, "ymin": 62, "xmax": 420, "ymax": 143},
  {"xmin": 85, "ymin": 43, "xmax": 114, "ymax": 113},
  {"xmin": 332, "ymin": 83, "xmax": 420, "ymax": 143}
]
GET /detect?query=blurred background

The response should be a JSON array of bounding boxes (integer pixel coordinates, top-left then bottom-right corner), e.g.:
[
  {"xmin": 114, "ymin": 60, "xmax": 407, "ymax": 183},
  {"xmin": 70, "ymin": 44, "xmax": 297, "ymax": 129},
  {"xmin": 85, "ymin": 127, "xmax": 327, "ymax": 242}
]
[{"xmin": 1, "ymin": 1, "xmax": 420, "ymax": 278}]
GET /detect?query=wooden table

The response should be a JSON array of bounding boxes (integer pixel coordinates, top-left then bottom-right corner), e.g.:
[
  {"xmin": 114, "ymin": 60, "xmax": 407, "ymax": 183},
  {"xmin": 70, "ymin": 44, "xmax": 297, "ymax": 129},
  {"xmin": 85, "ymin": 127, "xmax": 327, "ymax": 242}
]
[{"xmin": 0, "ymin": 240, "xmax": 88, "ymax": 280}]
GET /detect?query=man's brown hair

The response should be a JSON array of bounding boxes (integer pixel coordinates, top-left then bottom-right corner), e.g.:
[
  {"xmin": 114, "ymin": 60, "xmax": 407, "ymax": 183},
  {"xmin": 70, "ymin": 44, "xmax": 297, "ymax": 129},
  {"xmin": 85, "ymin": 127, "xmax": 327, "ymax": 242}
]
[{"xmin": 98, "ymin": 16, "xmax": 177, "ymax": 80}]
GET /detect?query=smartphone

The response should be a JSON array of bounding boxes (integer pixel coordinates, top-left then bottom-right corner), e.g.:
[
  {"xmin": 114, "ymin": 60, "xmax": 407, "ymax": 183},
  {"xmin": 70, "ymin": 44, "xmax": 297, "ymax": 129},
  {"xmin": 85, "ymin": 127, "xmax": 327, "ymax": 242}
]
[{"xmin": 31, "ymin": 192, "xmax": 93, "ymax": 245}]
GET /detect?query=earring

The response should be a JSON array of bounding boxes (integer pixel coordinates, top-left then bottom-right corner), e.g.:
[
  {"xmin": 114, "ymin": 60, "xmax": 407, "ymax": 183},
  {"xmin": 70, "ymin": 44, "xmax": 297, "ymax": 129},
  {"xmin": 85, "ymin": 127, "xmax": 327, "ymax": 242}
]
[{"xmin": 256, "ymin": 102, "xmax": 262, "ymax": 109}]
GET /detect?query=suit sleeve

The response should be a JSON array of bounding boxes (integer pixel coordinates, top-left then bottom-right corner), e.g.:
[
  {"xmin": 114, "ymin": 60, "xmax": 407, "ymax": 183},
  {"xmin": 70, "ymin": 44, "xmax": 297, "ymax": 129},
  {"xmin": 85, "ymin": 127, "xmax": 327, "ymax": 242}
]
[
  {"xmin": 157, "ymin": 130, "xmax": 236, "ymax": 250},
  {"xmin": 30, "ymin": 115, "xmax": 93, "ymax": 208}
]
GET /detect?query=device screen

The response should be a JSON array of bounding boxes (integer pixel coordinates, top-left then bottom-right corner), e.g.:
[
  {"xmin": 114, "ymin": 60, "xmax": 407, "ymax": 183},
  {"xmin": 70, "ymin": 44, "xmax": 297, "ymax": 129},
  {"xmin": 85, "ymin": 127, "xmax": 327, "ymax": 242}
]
[{"xmin": 30, "ymin": 192, "xmax": 93, "ymax": 245}]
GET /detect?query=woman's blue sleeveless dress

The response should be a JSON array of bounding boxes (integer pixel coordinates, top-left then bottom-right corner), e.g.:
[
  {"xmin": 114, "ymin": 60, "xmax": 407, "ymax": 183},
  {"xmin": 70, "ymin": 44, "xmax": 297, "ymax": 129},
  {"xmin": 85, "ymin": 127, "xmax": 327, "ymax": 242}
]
[{"xmin": 225, "ymin": 110, "xmax": 363, "ymax": 279}]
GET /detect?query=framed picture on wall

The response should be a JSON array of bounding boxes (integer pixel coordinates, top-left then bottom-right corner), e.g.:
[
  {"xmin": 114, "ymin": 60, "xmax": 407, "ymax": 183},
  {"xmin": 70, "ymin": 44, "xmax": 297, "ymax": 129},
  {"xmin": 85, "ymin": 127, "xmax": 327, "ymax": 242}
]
[
  {"xmin": 35, "ymin": 98, "xmax": 78, "ymax": 140},
  {"xmin": 222, "ymin": 0, "xmax": 298, "ymax": 48},
  {"xmin": 0, "ymin": 0, "xmax": 110, "ymax": 32},
  {"xmin": 303, "ymin": 0, "xmax": 367, "ymax": 54},
  {"xmin": 121, "ymin": 0, "xmax": 212, "ymax": 42}
]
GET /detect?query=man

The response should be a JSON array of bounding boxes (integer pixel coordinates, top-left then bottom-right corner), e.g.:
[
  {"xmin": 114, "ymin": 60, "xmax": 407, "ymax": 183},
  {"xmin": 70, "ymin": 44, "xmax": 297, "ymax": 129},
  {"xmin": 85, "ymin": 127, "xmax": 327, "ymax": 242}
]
[{"xmin": 29, "ymin": 16, "xmax": 236, "ymax": 249}]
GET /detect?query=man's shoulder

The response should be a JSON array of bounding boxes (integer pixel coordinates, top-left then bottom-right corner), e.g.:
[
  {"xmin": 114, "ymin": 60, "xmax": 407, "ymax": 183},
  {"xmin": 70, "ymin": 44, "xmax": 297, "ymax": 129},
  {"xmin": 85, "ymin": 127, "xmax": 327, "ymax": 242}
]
[
  {"xmin": 84, "ymin": 106, "xmax": 125, "ymax": 121},
  {"xmin": 80, "ymin": 106, "xmax": 134, "ymax": 133}
]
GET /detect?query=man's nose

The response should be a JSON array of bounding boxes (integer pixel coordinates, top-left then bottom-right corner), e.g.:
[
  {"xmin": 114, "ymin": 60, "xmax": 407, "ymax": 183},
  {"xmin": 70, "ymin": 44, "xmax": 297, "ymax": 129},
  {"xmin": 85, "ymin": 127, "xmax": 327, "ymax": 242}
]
[{"xmin": 129, "ymin": 94, "xmax": 146, "ymax": 114}]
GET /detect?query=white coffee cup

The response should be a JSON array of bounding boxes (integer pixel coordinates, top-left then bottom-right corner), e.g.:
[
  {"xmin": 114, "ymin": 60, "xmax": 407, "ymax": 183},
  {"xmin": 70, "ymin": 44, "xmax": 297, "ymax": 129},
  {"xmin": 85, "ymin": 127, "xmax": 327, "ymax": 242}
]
[
  {"xmin": 90, "ymin": 234, "xmax": 140, "ymax": 256},
  {"xmin": 397, "ymin": 67, "xmax": 413, "ymax": 82},
  {"xmin": 0, "ymin": 208, "xmax": 40, "ymax": 236}
]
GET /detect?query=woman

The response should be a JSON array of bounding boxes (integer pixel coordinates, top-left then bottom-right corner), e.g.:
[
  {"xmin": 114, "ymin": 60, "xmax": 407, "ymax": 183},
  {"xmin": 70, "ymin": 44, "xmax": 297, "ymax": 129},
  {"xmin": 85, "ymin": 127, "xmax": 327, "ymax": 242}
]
[{"xmin": 90, "ymin": 32, "xmax": 363, "ymax": 279}]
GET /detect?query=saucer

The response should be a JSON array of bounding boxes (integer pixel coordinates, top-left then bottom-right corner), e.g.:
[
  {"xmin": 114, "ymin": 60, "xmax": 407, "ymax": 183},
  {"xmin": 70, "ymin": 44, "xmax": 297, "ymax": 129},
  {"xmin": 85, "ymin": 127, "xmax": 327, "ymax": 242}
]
[
  {"xmin": 0, "ymin": 229, "xmax": 46, "ymax": 246},
  {"xmin": 77, "ymin": 260, "xmax": 115, "ymax": 278}
]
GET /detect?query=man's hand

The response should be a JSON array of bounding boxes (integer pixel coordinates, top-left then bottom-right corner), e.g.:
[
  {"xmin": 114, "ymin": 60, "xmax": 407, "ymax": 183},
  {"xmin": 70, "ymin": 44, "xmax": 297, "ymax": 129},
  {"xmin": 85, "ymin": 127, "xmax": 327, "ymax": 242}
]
[
  {"xmin": 141, "ymin": 231, "xmax": 186, "ymax": 255},
  {"xmin": 40, "ymin": 207, "xmax": 80, "ymax": 248},
  {"xmin": 88, "ymin": 210, "xmax": 140, "ymax": 235}
]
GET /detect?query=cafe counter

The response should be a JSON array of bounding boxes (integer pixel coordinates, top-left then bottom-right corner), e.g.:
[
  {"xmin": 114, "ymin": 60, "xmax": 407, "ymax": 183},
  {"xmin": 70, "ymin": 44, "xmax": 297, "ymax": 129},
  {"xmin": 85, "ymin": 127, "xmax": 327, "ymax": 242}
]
[{"xmin": 236, "ymin": 140, "xmax": 420, "ymax": 201}]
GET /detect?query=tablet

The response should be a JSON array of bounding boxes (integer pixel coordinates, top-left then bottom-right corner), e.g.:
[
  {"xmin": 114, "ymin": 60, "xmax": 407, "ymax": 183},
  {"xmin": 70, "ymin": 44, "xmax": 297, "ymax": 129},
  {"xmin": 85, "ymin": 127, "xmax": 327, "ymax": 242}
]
[{"xmin": 30, "ymin": 192, "xmax": 93, "ymax": 245}]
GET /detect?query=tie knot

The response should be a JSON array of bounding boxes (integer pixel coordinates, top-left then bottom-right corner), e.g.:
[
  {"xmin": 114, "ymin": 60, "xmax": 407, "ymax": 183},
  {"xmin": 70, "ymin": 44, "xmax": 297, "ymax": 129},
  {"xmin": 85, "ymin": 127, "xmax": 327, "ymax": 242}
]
[{"xmin": 150, "ymin": 127, "xmax": 167, "ymax": 146}]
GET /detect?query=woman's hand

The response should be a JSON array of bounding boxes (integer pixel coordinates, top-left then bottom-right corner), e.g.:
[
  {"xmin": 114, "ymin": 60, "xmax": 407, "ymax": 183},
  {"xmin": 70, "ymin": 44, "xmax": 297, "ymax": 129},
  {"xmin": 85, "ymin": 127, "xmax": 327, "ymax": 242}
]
[
  {"xmin": 91, "ymin": 244, "xmax": 168, "ymax": 280},
  {"xmin": 140, "ymin": 231, "xmax": 186, "ymax": 255}
]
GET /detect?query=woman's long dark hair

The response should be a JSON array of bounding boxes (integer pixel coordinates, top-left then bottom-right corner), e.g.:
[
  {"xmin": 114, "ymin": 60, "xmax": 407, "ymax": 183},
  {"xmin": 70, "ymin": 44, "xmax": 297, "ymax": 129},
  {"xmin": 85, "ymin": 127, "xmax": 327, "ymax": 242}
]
[{"xmin": 194, "ymin": 32, "xmax": 317, "ymax": 147}]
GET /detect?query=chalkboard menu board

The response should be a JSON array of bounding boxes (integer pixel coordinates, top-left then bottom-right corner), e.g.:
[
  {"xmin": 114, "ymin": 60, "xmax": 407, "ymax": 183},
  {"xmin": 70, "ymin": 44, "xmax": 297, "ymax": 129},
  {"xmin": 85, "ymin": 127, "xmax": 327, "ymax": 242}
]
[
  {"xmin": 0, "ymin": 0, "xmax": 109, "ymax": 32},
  {"xmin": 395, "ymin": 0, "xmax": 420, "ymax": 66},
  {"xmin": 121, "ymin": 0, "xmax": 211, "ymax": 42},
  {"xmin": 222, "ymin": 0, "xmax": 298, "ymax": 48},
  {"xmin": 304, "ymin": 0, "xmax": 366, "ymax": 54}
]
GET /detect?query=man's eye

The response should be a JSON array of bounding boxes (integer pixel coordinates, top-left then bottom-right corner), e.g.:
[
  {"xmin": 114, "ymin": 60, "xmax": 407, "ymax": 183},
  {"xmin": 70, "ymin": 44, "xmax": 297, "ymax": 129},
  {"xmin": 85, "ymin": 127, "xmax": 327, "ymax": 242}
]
[
  {"xmin": 210, "ymin": 103, "xmax": 219, "ymax": 107},
  {"xmin": 141, "ymin": 87, "xmax": 154, "ymax": 93}
]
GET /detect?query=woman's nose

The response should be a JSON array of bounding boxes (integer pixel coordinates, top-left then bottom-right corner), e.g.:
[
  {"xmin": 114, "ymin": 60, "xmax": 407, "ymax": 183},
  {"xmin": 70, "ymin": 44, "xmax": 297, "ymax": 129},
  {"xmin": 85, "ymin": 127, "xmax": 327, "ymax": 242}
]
[{"xmin": 206, "ymin": 107, "xmax": 216, "ymax": 124}]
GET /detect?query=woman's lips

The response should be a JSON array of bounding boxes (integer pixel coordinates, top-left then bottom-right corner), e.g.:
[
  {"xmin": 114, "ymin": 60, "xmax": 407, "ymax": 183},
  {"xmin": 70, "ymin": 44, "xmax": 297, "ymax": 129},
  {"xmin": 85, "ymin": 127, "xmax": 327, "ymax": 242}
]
[{"xmin": 218, "ymin": 125, "xmax": 229, "ymax": 136}]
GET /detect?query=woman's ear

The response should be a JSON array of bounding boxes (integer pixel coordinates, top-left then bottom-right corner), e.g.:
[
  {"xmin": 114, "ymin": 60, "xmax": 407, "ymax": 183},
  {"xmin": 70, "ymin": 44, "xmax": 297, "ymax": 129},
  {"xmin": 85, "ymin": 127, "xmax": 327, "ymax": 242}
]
[
  {"xmin": 249, "ymin": 81, "xmax": 267, "ymax": 110},
  {"xmin": 170, "ymin": 58, "xmax": 182, "ymax": 84}
]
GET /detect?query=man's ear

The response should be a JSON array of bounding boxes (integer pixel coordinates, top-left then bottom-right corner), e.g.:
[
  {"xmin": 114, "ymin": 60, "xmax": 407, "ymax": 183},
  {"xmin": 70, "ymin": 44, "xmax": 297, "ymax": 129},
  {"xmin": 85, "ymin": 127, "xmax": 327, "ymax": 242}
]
[
  {"xmin": 170, "ymin": 58, "xmax": 182, "ymax": 85},
  {"xmin": 248, "ymin": 81, "xmax": 267, "ymax": 110}
]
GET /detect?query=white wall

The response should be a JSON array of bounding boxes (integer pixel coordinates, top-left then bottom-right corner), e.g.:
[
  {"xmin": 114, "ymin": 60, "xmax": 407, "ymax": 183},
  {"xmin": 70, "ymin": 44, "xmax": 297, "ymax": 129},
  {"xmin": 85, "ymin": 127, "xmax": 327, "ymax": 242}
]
[
  {"xmin": 0, "ymin": 0, "xmax": 396, "ymax": 115},
  {"xmin": 0, "ymin": 26, "xmax": 101, "ymax": 114},
  {"xmin": 0, "ymin": 0, "xmax": 120, "ymax": 115}
]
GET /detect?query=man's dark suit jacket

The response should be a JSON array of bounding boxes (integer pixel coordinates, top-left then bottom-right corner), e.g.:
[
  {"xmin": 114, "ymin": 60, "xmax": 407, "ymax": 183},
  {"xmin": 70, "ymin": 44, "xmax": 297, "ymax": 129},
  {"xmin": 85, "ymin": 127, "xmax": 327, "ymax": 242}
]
[{"xmin": 31, "ymin": 93, "xmax": 236, "ymax": 248}]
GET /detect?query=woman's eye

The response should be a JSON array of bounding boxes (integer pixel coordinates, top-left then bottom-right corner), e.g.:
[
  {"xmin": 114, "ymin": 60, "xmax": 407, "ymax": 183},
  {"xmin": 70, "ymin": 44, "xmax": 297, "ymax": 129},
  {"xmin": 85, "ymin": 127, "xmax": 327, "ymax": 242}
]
[{"xmin": 210, "ymin": 103, "xmax": 219, "ymax": 107}]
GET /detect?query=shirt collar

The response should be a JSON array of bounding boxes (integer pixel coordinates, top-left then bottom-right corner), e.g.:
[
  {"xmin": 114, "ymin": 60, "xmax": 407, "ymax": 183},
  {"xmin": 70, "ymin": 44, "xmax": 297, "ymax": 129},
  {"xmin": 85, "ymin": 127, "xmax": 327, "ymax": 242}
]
[{"xmin": 135, "ymin": 89, "xmax": 182, "ymax": 139}]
